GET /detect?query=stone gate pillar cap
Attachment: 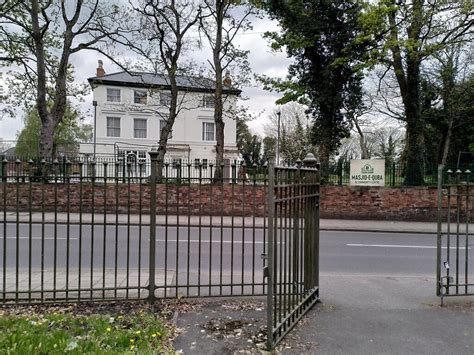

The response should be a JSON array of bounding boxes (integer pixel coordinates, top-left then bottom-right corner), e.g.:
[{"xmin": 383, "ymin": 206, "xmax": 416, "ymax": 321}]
[{"xmin": 303, "ymin": 153, "xmax": 317, "ymax": 164}]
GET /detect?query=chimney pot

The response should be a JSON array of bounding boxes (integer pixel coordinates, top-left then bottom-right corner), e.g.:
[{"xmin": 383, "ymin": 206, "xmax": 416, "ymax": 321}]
[{"xmin": 96, "ymin": 60, "xmax": 105, "ymax": 77}]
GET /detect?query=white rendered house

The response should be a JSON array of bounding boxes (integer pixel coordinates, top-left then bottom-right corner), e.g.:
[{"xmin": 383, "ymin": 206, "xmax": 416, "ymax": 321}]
[{"xmin": 80, "ymin": 61, "xmax": 241, "ymax": 173}]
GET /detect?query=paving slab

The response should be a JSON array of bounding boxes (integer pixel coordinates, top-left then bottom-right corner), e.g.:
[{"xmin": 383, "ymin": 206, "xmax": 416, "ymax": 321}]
[{"xmin": 173, "ymin": 273, "xmax": 474, "ymax": 354}]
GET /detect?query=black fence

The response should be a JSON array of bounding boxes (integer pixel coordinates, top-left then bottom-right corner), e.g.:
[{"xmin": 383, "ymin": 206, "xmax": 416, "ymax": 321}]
[
  {"xmin": 0, "ymin": 155, "xmax": 269, "ymax": 304},
  {"xmin": 2, "ymin": 155, "xmax": 472, "ymax": 187},
  {"xmin": 322, "ymin": 161, "xmax": 473, "ymax": 187},
  {"xmin": 267, "ymin": 164, "xmax": 320, "ymax": 349},
  {"xmin": 437, "ymin": 167, "xmax": 473, "ymax": 304}
]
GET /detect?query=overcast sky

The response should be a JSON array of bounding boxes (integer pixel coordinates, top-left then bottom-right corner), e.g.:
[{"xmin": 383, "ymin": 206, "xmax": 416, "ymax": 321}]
[{"xmin": 0, "ymin": 12, "xmax": 290, "ymax": 143}]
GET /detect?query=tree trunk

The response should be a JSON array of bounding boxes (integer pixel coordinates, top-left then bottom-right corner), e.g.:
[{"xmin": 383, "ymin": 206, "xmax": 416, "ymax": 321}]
[
  {"xmin": 318, "ymin": 144, "xmax": 331, "ymax": 183},
  {"xmin": 441, "ymin": 117, "xmax": 453, "ymax": 166},
  {"xmin": 38, "ymin": 116, "xmax": 55, "ymax": 159},
  {"xmin": 402, "ymin": 55, "xmax": 424, "ymax": 186},
  {"xmin": 353, "ymin": 118, "xmax": 369, "ymax": 159},
  {"xmin": 387, "ymin": 0, "xmax": 425, "ymax": 186},
  {"xmin": 403, "ymin": 117, "xmax": 424, "ymax": 185},
  {"xmin": 214, "ymin": 85, "xmax": 225, "ymax": 181},
  {"xmin": 212, "ymin": 1, "xmax": 225, "ymax": 182},
  {"xmin": 157, "ymin": 76, "xmax": 179, "ymax": 182}
]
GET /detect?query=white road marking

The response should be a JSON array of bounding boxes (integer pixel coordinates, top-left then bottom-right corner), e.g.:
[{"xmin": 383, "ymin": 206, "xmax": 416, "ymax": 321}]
[
  {"xmin": 156, "ymin": 239, "xmax": 268, "ymax": 244},
  {"xmin": 3, "ymin": 237, "xmax": 77, "ymax": 240},
  {"xmin": 0, "ymin": 237, "xmax": 267, "ymax": 244},
  {"xmin": 347, "ymin": 243, "xmax": 470, "ymax": 250}
]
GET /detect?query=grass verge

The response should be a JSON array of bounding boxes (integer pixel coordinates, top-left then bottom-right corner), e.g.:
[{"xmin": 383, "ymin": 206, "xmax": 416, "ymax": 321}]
[{"xmin": 0, "ymin": 303, "xmax": 175, "ymax": 354}]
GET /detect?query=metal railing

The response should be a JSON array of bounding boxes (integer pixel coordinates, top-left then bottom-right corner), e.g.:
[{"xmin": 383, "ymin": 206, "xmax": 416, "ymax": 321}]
[
  {"xmin": 266, "ymin": 158, "xmax": 320, "ymax": 349},
  {"xmin": 0, "ymin": 156, "xmax": 269, "ymax": 304},
  {"xmin": 322, "ymin": 161, "xmax": 474, "ymax": 187},
  {"xmin": 2, "ymin": 155, "xmax": 472, "ymax": 187},
  {"xmin": 437, "ymin": 167, "xmax": 473, "ymax": 304},
  {"xmin": 0, "ymin": 156, "xmax": 267, "ymax": 184}
]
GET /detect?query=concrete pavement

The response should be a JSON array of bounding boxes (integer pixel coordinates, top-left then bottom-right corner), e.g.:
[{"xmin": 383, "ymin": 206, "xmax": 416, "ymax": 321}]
[
  {"xmin": 173, "ymin": 274, "xmax": 474, "ymax": 354},
  {"xmin": 2, "ymin": 211, "xmax": 472, "ymax": 234}
]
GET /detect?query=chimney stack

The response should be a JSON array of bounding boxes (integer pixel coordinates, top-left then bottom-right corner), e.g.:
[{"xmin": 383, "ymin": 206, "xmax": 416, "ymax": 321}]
[
  {"xmin": 96, "ymin": 60, "xmax": 105, "ymax": 77},
  {"xmin": 223, "ymin": 71, "xmax": 232, "ymax": 87}
]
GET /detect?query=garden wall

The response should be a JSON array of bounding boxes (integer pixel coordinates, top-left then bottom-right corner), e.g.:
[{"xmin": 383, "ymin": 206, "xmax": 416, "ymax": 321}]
[
  {"xmin": 320, "ymin": 186, "xmax": 441, "ymax": 221},
  {"xmin": 0, "ymin": 183, "xmax": 466, "ymax": 221}
]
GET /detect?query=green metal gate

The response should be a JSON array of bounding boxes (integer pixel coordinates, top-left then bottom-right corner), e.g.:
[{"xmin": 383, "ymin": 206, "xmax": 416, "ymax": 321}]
[
  {"xmin": 266, "ymin": 156, "xmax": 320, "ymax": 349},
  {"xmin": 437, "ymin": 166, "xmax": 473, "ymax": 304}
]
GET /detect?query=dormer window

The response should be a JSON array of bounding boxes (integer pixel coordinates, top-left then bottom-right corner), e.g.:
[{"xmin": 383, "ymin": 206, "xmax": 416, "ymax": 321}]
[
  {"xmin": 202, "ymin": 95, "xmax": 215, "ymax": 109},
  {"xmin": 134, "ymin": 90, "xmax": 147, "ymax": 104},
  {"xmin": 106, "ymin": 88, "xmax": 121, "ymax": 102}
]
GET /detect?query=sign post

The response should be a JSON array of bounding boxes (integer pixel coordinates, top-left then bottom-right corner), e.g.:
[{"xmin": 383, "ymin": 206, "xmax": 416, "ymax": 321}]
[{"xmin": 350, "ymin": 159, "xmax": 385, "ymax": 186}]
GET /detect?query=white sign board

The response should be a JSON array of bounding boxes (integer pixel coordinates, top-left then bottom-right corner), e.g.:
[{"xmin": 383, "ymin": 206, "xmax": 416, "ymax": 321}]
[{"xmin": 350, "ymin": 159, "xmax": 385, "ymax": 186}]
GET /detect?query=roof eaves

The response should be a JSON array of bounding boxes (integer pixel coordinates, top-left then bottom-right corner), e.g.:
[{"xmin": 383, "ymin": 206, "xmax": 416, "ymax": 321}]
[{"xmin": 88, "ymin": 77, "xmax": 242, "ymax": 95}]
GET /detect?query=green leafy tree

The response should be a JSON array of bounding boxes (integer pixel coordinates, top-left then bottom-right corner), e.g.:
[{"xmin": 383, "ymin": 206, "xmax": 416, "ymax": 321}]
[
  {"xmin": 423, "ymin": 72, "xmax": 474, "ymax": 167},
  {"xmin": 15, "ymin": 104, "xmax": 92, "ymax": 158},
  {"xmin": 262, "ymin": 0, "xmax": 368, "ymax": 171},
  {"xmin": 358, "ymin": 0, "xmax": 474, "ymax": 184},
  {"xmin": 280, "ymin": 115, "xmax": 312, "ymax": 165},
  {"xmin": 237, "ymin": 117, "xmax": 263, "ymax": 167},
  {"xmin": 262, "ymin": 136, "xmax": 276, "ymax": 164}
]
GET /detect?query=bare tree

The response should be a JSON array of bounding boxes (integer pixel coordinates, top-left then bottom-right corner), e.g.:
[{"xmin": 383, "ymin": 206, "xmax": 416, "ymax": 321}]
[
  {"xmin": 435, "ymin": 46, "xmax": 473, "ymax": 165},
  {"xmin": 199, "ymin": 0, "xmax": 255, "ymax": 180},
  {"xmin": 0, "ymin": 0, "xmax": 127, "ymax": 158},
  {"xmin": 264, "ymin": 102, "xmax": 314, "ymax": 165},
  {"xmin": 373, "ymin": 126, "xmax": 404, "ymax": 166},
  {"xmin": 129, "ymin": 0, "xmax": 204, "ymax": 170},
  {"xmin": 344, "ymin": 93, "xmax": 375, "ymax": 160}
]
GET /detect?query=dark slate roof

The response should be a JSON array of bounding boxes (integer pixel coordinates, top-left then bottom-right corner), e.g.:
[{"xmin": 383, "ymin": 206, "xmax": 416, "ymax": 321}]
[{"xmin": 88, "ymin": 71, "xmax": 241, "ymax": 95}]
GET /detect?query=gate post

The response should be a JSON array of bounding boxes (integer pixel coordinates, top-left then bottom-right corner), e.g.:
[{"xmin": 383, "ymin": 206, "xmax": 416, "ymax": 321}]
[
  {"xmin": 148, "ymin": 148, "xmax": 158, "ymax": 304},
  {"xmin": 436, "ymin": 164, "xmax": 444, "ymax": 296},
  {"xmin": 303, "ymin": 153, "xmax": 319, "ymax": 290},
  {"xmin": 266, "ymin": 161, "xmax": 275, "ymax": 350}
]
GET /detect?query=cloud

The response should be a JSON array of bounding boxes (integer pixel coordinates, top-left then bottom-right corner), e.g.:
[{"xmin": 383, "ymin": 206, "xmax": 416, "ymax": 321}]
[{"xmin": 1, "ymin": 12, "xmax": 290, "ymax": 143}]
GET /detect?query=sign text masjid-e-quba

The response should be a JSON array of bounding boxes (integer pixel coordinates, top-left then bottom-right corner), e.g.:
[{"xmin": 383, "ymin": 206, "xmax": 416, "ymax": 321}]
[{"xmin": 349, "ymin": 160, "xmax": 385, "ymax": 186}]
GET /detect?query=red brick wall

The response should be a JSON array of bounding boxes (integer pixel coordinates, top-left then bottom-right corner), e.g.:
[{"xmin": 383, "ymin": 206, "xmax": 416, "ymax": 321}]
[
  {"xmin": 319, "ymin": 186, "xmax": 442, "ymax": 221},
  {"xmin": 0, "ymin": 182, "xmax": 467, "ymax": 221},
  {"xmin": 0, "ymin": 183, "xmax": 266, "ymax": 217}
]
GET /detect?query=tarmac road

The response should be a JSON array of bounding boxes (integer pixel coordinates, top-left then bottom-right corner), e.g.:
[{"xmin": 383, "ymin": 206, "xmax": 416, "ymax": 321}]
[{"xmin": 1, "ymin": 223, "xmax": 464, "ymax": 276}]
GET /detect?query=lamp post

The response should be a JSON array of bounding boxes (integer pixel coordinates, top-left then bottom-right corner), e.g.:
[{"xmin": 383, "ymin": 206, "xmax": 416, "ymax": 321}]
[
  {"xmin": 93, "ymin": 100, "xmax": 97, "ymax": 161},
  {"xmin": 276, "ymin": 111, "xmax": 281, "ymax": 165}
]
